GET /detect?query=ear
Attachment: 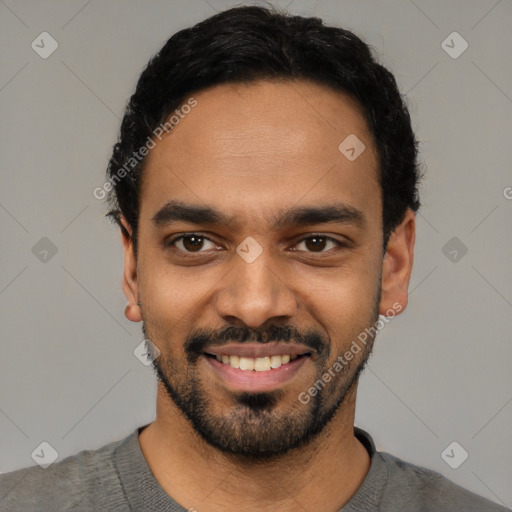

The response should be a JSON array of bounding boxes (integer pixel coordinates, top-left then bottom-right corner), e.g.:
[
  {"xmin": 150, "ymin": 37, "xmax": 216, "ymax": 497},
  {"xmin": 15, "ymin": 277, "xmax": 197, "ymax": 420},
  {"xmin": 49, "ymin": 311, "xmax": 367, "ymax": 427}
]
[
  {"xmin": 379, "ymin": 209, "xmax": 416, "ymax": 316},
  {"xmin": 120, "ymin": 216, "xmax": 142, "ymax": 322}
]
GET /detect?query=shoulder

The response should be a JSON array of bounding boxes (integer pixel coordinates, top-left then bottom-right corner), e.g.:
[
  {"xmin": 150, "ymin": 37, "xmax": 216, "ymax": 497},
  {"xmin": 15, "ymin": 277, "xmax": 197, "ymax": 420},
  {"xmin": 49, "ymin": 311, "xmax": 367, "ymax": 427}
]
[
  {"xmin": 0, "ymin": 433, "xmax": 132, "ymax": 512},
  {"xmin": 1, "ymin": 454, "xmax": 84, "ymax": 511},
  {"xmin": 378, "ymin": 451, "xmax": 510, "ymax": 512}
]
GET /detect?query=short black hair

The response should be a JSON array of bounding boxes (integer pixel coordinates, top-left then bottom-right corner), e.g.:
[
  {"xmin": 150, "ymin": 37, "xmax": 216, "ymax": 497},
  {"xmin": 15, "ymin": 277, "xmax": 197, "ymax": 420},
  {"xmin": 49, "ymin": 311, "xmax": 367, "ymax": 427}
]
[{"xmin": 105, "ymin": 5, "xmax": 421, "ymax": 253}]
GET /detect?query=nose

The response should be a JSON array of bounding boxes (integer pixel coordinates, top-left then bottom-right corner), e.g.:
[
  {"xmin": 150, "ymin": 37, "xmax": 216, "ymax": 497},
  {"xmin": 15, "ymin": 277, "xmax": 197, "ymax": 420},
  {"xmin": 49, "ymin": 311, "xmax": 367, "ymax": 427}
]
[{"xmin": 213, "ymin": 247, "xmax": 298, "ymax": 329}]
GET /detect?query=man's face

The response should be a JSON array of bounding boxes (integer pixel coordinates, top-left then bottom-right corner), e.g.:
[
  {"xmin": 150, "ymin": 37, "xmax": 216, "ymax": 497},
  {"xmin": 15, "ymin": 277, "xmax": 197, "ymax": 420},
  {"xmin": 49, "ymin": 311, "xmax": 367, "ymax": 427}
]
[{"xmin": 123, "ymin": 80, "xmax": 395, "ymax": 458}]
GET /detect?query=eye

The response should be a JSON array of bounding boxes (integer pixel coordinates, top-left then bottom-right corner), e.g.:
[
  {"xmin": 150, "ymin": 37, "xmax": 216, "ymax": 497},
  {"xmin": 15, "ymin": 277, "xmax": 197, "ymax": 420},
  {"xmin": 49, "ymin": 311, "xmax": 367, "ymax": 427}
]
[
  {"xmin": 293, "ymin": 235, "xmax": 345, "ymax": 253},
  {"xmin": 165, "ymin": 232, "xmax": 347, "ymax": 257},
  {"xmin": 166, "ymin": 233, "xmax": 218, "ymax": 254}
]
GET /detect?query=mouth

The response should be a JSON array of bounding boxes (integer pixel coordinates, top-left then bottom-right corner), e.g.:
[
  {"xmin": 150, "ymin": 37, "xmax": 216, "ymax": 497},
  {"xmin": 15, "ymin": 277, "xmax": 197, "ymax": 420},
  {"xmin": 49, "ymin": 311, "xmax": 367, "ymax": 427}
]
[
  {"xmin": 202, "ymin": 343, "xmax": 312, "ymax": 392},
  {"xmin": 204, "ymin": 352, "xmax": 310, "ymax": 371}
]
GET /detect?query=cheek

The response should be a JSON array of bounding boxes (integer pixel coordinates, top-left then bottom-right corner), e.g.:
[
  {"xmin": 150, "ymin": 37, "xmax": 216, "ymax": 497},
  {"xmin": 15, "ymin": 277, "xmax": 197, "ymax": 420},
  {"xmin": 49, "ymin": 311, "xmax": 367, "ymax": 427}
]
[
  {"xmin": 139, "ymin": 269, "xmax": 195, "ymax": 326},
  {"xmin": 137, "ymin": 230, "xmax": 381, "ymax": 348},
  {"xmin": 137, "ymin": 249, "xmax": 222, "ymax": 334},
  {"xmin": 303, "ymin": 268, "xmax": 380, "ymax": 355}
]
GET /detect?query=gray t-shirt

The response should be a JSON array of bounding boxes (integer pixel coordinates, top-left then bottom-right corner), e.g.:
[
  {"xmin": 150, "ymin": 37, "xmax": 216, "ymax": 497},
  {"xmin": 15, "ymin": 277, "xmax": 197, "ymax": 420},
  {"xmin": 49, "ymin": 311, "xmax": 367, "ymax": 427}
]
[{"xmin": 0, "ymin": 424, "xmax": 509, "ymax": 511}]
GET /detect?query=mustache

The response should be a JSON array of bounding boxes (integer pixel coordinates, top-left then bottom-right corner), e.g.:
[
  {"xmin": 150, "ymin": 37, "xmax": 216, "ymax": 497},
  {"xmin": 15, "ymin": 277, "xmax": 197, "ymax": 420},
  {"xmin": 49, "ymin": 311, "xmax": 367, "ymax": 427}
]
[{"xmin": 184, "ymin": 325, "xmax": 328, "ymax": 359}]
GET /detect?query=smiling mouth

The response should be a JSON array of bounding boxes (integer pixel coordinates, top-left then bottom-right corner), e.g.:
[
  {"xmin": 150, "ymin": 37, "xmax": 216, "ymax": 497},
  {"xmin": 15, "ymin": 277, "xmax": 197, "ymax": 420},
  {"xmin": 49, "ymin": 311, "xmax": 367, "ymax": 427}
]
[{"xmin": 204, "ymin": 352, "xmax": 311, "ymax": 372}]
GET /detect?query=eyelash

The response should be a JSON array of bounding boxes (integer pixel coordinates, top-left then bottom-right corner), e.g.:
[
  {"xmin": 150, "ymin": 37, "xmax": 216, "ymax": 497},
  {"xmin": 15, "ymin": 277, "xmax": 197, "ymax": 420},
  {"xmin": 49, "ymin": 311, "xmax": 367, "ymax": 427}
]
[{"xmin": 165, "ymin": 232, "xmax": 347, "ymax": 257}]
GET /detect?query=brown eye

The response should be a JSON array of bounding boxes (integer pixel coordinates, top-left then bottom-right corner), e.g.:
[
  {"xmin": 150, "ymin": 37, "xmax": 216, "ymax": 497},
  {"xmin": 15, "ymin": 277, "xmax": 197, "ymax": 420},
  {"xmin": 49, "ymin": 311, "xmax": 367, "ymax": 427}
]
[
  {"xmin": 181, "ymin": 235, "xmax": 205, "ymax": 252},
  {"xmin": 304, "ymin": 236, "xmax": 328, "ymax": 251},
  {"xmin": 168, "ymin": 234, "xmax": 217, "ymax": 253},
  {"xmin": 295, "ymin": 235, "xmax": 342, "ymax": 253}
]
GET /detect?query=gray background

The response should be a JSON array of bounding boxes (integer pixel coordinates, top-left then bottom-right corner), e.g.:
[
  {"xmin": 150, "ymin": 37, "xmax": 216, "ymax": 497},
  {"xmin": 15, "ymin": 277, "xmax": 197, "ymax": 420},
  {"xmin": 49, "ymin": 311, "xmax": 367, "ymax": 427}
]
[{"xmin": 1, "ymin": 0, "xmax": 511, "ymax": 508}]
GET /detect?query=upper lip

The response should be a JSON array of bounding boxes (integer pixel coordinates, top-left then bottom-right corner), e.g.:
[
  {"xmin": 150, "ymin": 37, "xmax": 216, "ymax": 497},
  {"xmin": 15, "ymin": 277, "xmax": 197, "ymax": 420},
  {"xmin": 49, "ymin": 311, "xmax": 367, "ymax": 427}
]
[{"xmin": 204, "ymin": 342, "xmax": 312, "ymax": 358}]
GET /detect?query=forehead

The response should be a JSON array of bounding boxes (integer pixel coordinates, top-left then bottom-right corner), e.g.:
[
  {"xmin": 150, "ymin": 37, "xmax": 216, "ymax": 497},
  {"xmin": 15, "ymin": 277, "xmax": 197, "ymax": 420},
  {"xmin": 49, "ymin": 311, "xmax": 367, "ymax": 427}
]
[{"xmin": 139, "ymin": 79, "xmax": 381, "ymax": 228}]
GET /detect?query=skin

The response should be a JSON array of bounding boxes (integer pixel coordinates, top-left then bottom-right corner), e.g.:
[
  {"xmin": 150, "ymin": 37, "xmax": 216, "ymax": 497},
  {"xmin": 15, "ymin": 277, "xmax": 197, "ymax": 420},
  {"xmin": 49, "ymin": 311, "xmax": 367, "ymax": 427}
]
[{"xmin": 119, "ymin": 79, "xmax": 415, "ymax": 511}]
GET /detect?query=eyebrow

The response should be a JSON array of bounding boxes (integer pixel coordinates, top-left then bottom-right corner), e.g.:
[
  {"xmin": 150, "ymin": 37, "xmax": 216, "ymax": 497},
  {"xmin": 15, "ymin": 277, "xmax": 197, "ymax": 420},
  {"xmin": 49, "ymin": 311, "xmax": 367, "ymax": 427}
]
[{"xmin": 151, "ymin": 199, "xmax": 366, "ymax": 231}]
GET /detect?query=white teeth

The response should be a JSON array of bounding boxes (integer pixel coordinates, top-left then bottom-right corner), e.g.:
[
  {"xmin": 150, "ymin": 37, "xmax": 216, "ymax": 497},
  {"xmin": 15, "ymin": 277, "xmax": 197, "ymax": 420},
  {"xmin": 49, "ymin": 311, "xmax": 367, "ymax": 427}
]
[
  {"xmin": 254, "ymin": 356, "xmax": 271, "ymax": 372},
  {"xmin": 270, "ymin": 355, "xmax": 282, "ymax": 369},
  {"xmin": 214, "ymin": 354, "xmax": 298, "ymax": 371},
  {"xmin": 239, "ymin": 357, "xmax": 255, "ymax": 371}
]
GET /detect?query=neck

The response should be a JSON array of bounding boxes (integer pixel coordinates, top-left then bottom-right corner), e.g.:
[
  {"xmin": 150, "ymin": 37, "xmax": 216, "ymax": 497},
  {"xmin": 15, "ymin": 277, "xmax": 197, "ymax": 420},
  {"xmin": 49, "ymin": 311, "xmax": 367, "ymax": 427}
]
[{"xmin": 139, "ymin": 384, "xmax": 370, "ymax": 512}]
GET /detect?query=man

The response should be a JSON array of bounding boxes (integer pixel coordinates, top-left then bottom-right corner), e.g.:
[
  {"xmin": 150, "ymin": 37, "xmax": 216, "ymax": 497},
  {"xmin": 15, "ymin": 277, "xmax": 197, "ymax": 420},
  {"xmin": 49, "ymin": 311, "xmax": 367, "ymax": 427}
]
[{"xmin": 0, "ymin": 5, "xmax": 509, "ymax": 512}]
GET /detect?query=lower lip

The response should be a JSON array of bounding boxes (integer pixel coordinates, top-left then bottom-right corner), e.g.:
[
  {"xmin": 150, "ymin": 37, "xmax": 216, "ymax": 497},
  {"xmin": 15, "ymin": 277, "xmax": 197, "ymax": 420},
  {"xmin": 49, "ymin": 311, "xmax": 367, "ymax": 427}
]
[{"xmin": 204, "ymin": 355, "xmax": 310, "ymax": 392}]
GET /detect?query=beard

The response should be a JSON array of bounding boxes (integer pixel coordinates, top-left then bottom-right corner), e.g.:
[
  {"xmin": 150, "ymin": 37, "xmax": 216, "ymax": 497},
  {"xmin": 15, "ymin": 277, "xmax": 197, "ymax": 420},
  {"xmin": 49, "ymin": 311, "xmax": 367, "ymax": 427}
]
[{"xmin": 142, "ymin": 286, "xmax": 380, "ymax": 460}]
